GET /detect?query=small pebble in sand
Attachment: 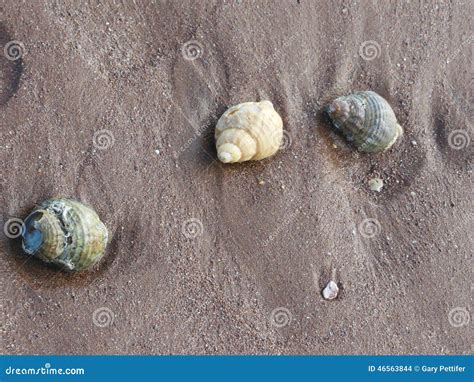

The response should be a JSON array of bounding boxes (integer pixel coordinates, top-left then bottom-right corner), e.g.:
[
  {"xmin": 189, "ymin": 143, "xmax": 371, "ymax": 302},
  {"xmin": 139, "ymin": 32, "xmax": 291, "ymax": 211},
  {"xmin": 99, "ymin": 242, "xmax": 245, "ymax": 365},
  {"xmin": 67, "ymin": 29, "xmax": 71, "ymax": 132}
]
[
  {"xmin": 368, "ymin": 177, "xmax": 384, "ymax": 192},
  {"xmin": 411, "ymin": 140, "xmax": 417, "ymax": 146},
  {"xmin": 322, "ymin": 281, "xmax": 339, "ymax": 300},
  {"xmin": 155, "ymin": 149, "xmax": 160, "ymax": 155},
  {"xmin": 258, "ymin": 179, "xmax": 265, "ymax": 186}
]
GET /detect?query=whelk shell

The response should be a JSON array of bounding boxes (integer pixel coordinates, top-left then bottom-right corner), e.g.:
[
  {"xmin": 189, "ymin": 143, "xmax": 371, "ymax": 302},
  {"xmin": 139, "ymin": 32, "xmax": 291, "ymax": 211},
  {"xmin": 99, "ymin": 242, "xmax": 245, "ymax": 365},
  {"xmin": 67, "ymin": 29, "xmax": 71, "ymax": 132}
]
[
  {"xmin": 215, "ymin": 100, "xmax": 283, "ymax": 163},
  {"xmin": 326, "ymin": 91, "xmax": 403, "ymax": 153},
  {"xmin": 21, "ymin": 198, "xmax": 109, "ymax": 272}
]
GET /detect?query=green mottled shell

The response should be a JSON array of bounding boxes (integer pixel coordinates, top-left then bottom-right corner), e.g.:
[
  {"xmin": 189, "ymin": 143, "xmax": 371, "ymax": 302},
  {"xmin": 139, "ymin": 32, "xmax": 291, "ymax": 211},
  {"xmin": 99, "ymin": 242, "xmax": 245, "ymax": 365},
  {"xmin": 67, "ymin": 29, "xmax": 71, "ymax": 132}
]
[
  {"xmin": 326, "ymin": 91, "xmax": 403, "ymax": 153},
  {"xmin": 22, "ymin": 198, "xmax": 108, "ymax": 271}
]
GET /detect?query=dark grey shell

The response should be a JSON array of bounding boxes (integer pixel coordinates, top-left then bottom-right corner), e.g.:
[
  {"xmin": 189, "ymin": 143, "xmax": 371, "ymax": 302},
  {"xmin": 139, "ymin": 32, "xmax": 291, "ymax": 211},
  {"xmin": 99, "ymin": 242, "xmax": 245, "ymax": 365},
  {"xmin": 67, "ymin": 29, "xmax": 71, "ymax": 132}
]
[{"xmin": 326, "ymin": 91, "xmax": 403, "ymax": 153}]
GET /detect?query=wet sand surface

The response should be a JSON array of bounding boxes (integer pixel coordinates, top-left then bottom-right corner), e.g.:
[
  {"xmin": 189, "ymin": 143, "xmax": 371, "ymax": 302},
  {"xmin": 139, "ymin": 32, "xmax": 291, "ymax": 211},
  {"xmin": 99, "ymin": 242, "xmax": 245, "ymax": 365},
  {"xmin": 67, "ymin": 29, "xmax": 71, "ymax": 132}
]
[{"xmin": 1, "ymin": 0, "xmax": 472, "ymax": 354}]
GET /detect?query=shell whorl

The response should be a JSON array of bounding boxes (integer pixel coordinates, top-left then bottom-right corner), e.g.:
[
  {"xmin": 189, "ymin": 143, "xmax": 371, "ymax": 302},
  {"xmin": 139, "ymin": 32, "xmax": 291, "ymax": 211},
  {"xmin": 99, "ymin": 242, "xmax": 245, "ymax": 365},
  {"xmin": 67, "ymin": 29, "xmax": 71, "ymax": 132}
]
[
  {"xmin": 215, "ymin": 100, "xmax": 283, "ymax": 163},
  {"xmin": 22, "ymin": 198, "xmax": 108, "ymax": 272},
  {"xmin": 326, "ymin": 91, "xmax": 403, "ymax": 153},
  {"xmin": 216, "ymin": 129, "xmax": 256, "ymax": 163},
  {"xmin": 217, "ymin": 144, "xmax": 241, "ymax": 163}
]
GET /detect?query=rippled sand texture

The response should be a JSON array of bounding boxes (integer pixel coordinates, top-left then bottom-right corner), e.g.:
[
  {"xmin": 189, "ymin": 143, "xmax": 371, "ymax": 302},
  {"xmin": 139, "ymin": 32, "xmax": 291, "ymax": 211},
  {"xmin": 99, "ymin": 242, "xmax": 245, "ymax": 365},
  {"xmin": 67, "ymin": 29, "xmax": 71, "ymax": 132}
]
[{"xmin": 1, "ymin": 0, "xmax": 472, "ymax": 354}]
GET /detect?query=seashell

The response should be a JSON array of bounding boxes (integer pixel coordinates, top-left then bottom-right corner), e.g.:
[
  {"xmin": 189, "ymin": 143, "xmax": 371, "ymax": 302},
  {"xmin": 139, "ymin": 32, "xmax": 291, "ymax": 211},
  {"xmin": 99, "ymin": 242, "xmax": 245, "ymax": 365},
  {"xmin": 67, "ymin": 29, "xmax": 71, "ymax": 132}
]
[
  {"xmin": 326, "ymin": 91, "xmax": 403, "ymax": 153},
  {"xmin": 368, "ymin": 177, "xmax": 384, "ymax": 192},
  {"xmin": 21, "ymin": 198, "xmax": 108, "ymax": 272},
  {"xmin": 215, "ymin": 100, "xmax": 283, "ymax": 163},
  {"xmin": 322, "ymin": 280, "xmax": 339, "ymax": 300}
]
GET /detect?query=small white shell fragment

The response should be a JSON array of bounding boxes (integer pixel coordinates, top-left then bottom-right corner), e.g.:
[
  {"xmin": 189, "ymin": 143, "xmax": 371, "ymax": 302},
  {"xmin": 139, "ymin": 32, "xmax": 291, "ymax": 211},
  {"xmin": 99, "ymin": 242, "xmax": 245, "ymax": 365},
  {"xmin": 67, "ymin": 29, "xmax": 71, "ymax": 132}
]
[
  {"xmin": 368, "ymin": 177, "xmax": 384, "ymax": 192},
  {"xmin": 322, "ymin": 281, "xmax": 339, "ymax": 300}
]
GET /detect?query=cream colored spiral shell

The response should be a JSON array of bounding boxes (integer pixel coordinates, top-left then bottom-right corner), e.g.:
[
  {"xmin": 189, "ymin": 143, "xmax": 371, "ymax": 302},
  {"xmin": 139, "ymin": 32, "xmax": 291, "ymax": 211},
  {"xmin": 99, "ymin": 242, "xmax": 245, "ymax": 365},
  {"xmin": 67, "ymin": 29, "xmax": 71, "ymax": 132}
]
[{"xmin": 215, "ymin": 101, "xmax": 283, "ymax": 163}]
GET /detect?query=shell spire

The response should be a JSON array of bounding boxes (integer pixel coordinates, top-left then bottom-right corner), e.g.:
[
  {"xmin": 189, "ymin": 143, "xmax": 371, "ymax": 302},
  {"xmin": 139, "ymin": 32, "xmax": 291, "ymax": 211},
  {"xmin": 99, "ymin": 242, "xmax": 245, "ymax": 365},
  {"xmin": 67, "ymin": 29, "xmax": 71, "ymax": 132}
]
[{"xmin": 215, "ymin": 100, "xmax": 283, "ymax": 163}]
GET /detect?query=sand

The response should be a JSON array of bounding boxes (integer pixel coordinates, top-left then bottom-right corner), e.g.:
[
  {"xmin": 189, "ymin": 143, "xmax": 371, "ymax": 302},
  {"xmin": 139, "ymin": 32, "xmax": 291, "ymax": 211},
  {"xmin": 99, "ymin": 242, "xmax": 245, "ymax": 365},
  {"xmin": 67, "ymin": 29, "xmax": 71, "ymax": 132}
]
[{"xmin": 1, "ymin": 0, "xmax": 472, "ymax": 355}]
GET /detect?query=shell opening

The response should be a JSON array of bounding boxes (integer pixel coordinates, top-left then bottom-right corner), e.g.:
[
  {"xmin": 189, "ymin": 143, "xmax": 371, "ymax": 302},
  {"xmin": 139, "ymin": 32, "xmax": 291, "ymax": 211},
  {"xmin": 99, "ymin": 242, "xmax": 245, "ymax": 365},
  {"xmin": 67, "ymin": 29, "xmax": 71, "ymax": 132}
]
[
  {"xmin": 22, "ymin": 211, "xmax": 44, "ymax": 255},
  {"xmin": 383, "ymin": 123, "xmax": 404, "ymax": 151},
  {"xmin": 217, "ymin": 143, "xmax": 242, "ymax": 163}
]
